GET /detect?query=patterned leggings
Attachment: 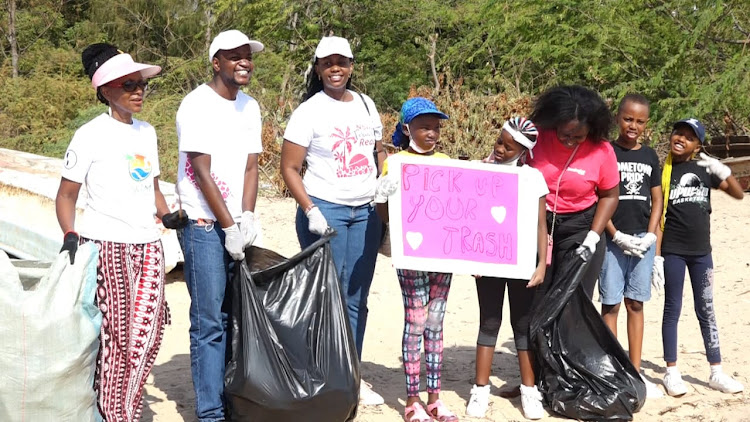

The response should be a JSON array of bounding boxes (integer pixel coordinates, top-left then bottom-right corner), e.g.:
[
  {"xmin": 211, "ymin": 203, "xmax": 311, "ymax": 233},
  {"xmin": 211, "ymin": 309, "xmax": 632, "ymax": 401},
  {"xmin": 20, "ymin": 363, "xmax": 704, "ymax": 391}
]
[
  {"xmin": 397, "ymin": 269, "xmax": 453, "ymax": 397},
  {"xmin": 84, "ymin": 238, "xmax": 169, "ymax": 422}
]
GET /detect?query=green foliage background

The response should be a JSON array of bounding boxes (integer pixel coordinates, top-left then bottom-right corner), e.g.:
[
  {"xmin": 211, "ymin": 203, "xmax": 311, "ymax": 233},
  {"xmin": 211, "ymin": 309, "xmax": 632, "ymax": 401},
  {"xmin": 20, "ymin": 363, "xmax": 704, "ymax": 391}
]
[{"xmin": 1, "ymin": 0, "xmax": 749, "ymax": 187}]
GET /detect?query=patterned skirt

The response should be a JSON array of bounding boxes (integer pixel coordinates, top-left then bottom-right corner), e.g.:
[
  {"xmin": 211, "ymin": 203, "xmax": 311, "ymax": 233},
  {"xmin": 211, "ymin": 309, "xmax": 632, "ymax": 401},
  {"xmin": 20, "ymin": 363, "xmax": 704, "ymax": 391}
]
[{"xmin": 83, "ymin": 238, "xmax": 169, "ymax": 422}]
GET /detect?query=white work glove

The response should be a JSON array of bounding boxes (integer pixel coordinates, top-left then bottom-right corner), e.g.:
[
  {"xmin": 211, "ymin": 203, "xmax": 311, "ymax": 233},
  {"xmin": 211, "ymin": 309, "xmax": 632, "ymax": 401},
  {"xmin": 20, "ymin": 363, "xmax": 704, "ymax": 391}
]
[
  {"xmin": 637, "ymin": 232, "xmax": 658, "ymax": 250},
  {"xmin": 240, "ymin": 211, "xmax": 257, "ymax": 248},
  {"xmin": 697, "ymin": 152, "xmax": 731, "ymax": 181},
  {"xmin": 306, "ymin": 206, "xmax": 329, "ymax": 236},
  {"xmin": 374, "ymin": 175, "xmax": 399, "ymax": 204},
  {"xmin": 223, "ymin": 224, "xmax": 245, "ymax": 261},
  {"xmin": 652, "ymin": 255, "xmax": 665, "ymax": 292},
  {"xmin": 575, "ymin": 230, "xmax": 600, "ymax": 260},
  {"xmin": 613, "ymin": 231, "xmax": 647, "ymax": 259}
]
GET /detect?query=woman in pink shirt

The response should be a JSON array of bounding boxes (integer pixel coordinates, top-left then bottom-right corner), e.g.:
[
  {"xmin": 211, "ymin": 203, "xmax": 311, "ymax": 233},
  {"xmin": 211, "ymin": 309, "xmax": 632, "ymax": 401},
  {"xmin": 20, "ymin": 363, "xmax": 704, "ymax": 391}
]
[{"xmin": 527, "ymin": 85, "xmax": 620, "ymax": 299}]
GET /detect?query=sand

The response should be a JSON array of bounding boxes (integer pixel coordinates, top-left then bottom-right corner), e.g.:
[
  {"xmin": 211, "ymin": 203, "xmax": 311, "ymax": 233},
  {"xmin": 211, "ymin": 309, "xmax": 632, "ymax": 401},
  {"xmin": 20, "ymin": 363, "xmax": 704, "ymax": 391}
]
[{"xmin": 142, "ymin": 192, "xmax": 750, "ymax": 422}]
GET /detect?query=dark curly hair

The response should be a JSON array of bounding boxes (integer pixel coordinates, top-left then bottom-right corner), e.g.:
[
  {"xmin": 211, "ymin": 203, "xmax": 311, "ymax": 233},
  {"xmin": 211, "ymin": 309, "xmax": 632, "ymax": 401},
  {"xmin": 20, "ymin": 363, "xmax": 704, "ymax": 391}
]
[{"xmin": 529, "ymin": 85, "xmax": 612, "ymax": 142}]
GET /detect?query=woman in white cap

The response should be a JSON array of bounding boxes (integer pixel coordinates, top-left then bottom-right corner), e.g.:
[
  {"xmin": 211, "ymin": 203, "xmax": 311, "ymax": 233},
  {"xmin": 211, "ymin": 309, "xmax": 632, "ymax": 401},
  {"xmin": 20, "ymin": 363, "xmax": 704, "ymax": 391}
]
[
  {"xmin": 55, "ymin": 43, "xmax": 185, "ymax": 421},
  {"xmin": 280, "ymin": 35, "xmax": 386, "ymax": 406}
]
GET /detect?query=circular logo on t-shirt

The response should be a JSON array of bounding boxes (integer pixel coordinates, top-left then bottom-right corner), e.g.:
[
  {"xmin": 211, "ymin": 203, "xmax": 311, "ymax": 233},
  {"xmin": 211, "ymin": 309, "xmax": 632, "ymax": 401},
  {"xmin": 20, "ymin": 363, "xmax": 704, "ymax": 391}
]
[
  {"xmin": 126, "ymin": 154, "xmax": 153, "ymax": 181},
  {"xmin": 64, "ymin": 150, "xmax": 77, "ymax": 169}
]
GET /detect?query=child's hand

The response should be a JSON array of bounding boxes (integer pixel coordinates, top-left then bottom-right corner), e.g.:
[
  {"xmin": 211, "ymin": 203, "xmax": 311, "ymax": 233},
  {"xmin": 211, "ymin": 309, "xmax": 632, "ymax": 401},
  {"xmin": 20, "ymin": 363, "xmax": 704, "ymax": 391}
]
[
  {"xmin": 527, "ymin": 266, "xmax": 546, "ymax": 288},
  {"xmin": 374, "ymin": 175, "xmax": 399, "ymax": 203},
  {"xmin": 613, "ymin": 231, "xmax": 647, "ymax": 258},
  {"xmin": 652, "ymin": 256, "xmax": 665, "ymax": 293},
  {"xmin": 698, "ymin": 152, "xmax": 732, "ymax": 181}
]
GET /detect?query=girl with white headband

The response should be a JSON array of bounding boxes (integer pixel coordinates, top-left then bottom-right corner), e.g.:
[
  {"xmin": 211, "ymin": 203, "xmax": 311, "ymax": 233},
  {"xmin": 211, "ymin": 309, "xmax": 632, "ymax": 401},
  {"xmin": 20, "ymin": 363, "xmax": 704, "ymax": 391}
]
[
  {"xmin": 55, "ymin": 43, "xmax": 185, "ymax": 421},
  {"xmin": 466, "ymin": 117, "xmax": 549, "ymax": 420}
]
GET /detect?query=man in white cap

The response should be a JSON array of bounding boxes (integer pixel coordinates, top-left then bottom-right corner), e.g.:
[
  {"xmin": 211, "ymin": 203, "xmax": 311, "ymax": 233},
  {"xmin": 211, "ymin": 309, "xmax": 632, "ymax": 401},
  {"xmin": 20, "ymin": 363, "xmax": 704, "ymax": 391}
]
[{"xmin": 175, "ymin": 29, "xmax": 264, "ymax": 422}]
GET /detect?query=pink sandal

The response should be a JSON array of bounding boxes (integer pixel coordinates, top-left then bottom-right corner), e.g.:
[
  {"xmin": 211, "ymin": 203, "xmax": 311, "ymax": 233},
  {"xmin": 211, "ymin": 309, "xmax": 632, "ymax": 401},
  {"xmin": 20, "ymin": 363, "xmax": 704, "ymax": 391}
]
[
  {"xmin": 404, "ymin": 401, "xmax": 431, "ymax": 422},
  {"xmin": 427, "ymin": 399, "xmax": 459, "ymax": 421}
]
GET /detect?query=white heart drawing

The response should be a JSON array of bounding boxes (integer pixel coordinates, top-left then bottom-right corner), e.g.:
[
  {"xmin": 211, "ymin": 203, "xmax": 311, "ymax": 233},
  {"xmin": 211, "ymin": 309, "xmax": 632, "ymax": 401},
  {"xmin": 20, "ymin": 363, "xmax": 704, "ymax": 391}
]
[
  {"xmin": 406, "ymin": 231, "xmax": 423, "ymax": 250},
  {"xmin": 491, "ymin": 206, "xmax": 507, "ymax": 224}
]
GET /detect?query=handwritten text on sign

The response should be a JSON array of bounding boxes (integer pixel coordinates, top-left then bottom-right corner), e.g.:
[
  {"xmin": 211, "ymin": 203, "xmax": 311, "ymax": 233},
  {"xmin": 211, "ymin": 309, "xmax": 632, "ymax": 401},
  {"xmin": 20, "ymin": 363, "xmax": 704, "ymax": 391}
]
[
  {"xmin": 388, "ymin": 155, "xmax": 538, "ymax": 279},
  {"xmin": 400, "ymin": 163, "xmax": 518, "ymax": 264}
]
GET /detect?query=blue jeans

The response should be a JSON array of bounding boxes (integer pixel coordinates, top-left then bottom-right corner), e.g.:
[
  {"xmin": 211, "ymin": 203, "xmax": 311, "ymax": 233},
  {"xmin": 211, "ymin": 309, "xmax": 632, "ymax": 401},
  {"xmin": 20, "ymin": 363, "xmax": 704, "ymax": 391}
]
[
  {"xmin": 296, "ymin": 197, "xmax": 381, "ymax": 359},
  {"xmin": 179, "ymin": 221, "xmax": 234, "ymax": 422},
  {"xmin": 599, "ymin": 232, "xmax": 656, "ymax": 305},
  {"xmin": 662, "ymin": 253, "xmax": 721, "ymax": 364}
]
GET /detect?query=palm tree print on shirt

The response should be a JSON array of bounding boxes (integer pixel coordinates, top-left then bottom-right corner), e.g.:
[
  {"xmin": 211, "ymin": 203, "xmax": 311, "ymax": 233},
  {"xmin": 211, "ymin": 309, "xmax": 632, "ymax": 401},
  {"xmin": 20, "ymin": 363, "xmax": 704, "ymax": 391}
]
[{"xmin": 331, "ymin": 126, "xmax": 371, "ymax": 178}]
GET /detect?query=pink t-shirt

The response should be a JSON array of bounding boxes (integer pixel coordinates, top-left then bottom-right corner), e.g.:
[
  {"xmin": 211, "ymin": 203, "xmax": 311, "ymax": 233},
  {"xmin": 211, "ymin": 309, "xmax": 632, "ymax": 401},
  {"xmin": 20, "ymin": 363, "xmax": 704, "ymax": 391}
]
[{"xmin": 527, "ymin": 129, "xmax": 619, "ymax": 213}]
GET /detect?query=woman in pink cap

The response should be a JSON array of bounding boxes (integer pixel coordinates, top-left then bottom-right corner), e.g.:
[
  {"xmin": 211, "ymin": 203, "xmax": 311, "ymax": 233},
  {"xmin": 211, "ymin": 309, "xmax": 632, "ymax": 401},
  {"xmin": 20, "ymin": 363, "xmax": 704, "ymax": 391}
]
[{"xmin": 55, "ymin": 43, "xmax": 186, "ymax": 421}]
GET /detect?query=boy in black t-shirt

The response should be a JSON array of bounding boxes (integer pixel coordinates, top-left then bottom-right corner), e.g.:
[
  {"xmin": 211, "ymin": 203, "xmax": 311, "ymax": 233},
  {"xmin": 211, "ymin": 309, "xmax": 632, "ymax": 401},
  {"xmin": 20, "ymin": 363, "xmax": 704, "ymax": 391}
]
[
  {"xmin": 599, "ymin": 94, "xmax": 663, "ymax": 398},
  {"xmin": 657, "ymin": 118, "xmax": 745, "ymax": 397}
]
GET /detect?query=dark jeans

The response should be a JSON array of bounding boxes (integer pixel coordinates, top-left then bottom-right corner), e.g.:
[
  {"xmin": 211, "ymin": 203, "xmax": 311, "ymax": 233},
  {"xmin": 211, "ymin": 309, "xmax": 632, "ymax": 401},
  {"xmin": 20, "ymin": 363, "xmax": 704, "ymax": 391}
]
[{"xmin": 662, "ymin": 253, "xmax": 721, "ymax": 364}]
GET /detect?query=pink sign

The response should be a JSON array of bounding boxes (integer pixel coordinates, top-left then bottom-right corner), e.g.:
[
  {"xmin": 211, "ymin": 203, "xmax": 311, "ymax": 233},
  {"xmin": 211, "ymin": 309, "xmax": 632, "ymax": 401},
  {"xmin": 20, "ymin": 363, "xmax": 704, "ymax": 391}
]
[{"xmin": 399, "ymin": 162, "xmax": 519, "ymax": 264}]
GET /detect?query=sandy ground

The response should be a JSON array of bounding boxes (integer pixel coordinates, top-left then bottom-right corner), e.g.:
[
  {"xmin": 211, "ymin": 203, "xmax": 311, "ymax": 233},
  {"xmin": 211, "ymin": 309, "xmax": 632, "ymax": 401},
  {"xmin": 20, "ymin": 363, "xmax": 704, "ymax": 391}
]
[{"xmin": 142, "ymin": 192, "xmax": 750, "ymax": 422}]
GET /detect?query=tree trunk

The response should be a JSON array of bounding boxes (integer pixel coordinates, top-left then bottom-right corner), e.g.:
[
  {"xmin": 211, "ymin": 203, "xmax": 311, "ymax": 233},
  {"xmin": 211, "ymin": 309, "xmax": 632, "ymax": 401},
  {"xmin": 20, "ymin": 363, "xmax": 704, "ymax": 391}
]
[
  {"xmin": 428, "ymin": 33, "xmax": 439, "ymax": 96},
  {"xmin": 204, "ymin": 2, "xmax": 213, "ymax": 57},
  {"xmin": 8, "ymin": 0, "xmax": 19, "ymax": 78}
]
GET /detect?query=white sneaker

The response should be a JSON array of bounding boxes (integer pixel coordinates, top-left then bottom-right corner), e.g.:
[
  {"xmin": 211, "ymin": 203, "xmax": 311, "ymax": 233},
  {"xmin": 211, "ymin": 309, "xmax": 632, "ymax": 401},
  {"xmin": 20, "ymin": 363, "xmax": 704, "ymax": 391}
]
[
  {"xmin": 640, "ymin": 374, "xmax": 664, "ymax": 399},
  {"xmin": 466, "ymin": 384, "xmax": 490, "ymax": 418},
  {"xmin": 709, "ymin": 372, "xmax": 744, "ymax": 394},
  {"xmin": 662, "ymin": 370, "xmax": 688, "ymax": 397},
  {"xmin": 359, "ymin": 380, "xmax": 385, "ymax": 406},
  {"xmin": 520, "ymin": 384, "xmax": 544, "ymax": 420}
]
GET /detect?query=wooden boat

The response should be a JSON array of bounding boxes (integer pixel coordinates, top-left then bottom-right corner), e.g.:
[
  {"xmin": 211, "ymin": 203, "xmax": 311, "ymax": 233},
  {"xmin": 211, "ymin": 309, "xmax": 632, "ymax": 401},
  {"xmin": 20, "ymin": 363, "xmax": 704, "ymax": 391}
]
[
  {"xmin": 0, "ymin": 148, "xmax": 183, "ymax": 270},
  {"xmin": 703, "ymin": 135, "xmax": 750, "ymax": 191}
]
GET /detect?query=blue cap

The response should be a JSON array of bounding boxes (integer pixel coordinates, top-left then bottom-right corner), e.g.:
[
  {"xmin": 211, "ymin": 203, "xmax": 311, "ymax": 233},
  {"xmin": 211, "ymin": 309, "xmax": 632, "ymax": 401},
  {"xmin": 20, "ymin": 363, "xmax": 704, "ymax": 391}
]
[
  {"xmin": 399, "ymin": 97, "xmax": 449, "ymax": 124},
  {"xmin": 673, "ymin": 118, "xmax": 706, "ymax": 143},
  {"xmin": 392, "ymin": 97, "xmax": 449, "ymax": 147}
]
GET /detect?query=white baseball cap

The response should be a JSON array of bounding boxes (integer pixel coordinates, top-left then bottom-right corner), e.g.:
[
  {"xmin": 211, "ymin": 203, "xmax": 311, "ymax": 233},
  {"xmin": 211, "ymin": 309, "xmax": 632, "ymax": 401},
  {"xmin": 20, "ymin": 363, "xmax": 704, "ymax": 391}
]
[
  {"xmin": 314, "ymin": 36, "xmax": 353, "ymax": 59},
  {"xmin": 209, "ymin": 30, "xmax": 264, "ymax": 62}
]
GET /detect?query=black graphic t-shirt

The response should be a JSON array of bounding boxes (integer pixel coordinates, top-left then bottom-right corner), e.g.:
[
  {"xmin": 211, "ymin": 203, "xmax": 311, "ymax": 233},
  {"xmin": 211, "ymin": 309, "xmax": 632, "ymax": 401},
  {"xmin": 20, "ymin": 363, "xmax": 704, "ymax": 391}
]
[
  {"xmin": 661, "ymin": 160, "xmax": 721, "ymax": 255},
  {"xmin": 610, "ymin": 143, "xmax": 662, "ymax": 235}
]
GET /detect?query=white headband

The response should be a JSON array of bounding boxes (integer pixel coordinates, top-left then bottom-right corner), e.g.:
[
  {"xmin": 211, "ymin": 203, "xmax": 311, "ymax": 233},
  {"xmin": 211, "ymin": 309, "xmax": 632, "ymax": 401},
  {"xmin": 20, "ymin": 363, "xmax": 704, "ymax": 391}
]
[{"xmin": 502, "ymin": 121, "xmax": 536, "ymax": 158}]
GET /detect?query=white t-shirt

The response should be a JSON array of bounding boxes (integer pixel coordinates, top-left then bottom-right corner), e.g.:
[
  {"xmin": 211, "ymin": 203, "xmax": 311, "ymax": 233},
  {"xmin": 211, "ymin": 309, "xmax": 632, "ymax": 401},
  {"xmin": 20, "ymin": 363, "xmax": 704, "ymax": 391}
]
[
  {"xmin": 283, "ymin": 90, "xmax": 383, "ymax": 206},
  {"xmin": 518, "ymin": 164, "xmax": 550, "ymax": 200},
  {"xmin": 61, "ymin": 113, "xmax": 161, "ymax": 243},
  {"xmin": 176, "ymin": 84, "xmax": 263, "ymax": 220}
]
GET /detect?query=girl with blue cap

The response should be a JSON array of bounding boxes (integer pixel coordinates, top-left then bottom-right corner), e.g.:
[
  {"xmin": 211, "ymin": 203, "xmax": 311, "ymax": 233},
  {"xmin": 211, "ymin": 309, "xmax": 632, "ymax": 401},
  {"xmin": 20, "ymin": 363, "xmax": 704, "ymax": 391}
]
[{"xmin": 374, "ymin": 97, "xmax": 459, "ymax": 422}]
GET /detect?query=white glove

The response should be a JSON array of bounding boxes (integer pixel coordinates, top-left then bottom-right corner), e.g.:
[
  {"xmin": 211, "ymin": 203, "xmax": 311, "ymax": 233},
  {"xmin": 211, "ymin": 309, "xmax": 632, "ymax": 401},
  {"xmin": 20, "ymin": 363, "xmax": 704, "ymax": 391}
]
[
  {"xmin": 652, "ymin": 255, "xmax": 665, "ymax": 292},
  {"xmin": 613, "ymin": 231, "xmax": 647, "ymax": 258},
  {"xmin": 697, "ymin": 152, "xmax": 731, "ymax": 181},
  {"xmin": 575, "ymin": 230, "xmax": 600, "ymax": 260},
  {"xmin": 223, "ymin": 224, "xmax": 245, "ymax": 261},
  {"xmin": 306, "ymin": 206, "xmax": 329, "ymax": 236},
  {"xmin": 374, "ymin": 176, "xmax": 399, "ymax": 203},
  {"xmin": 240, "ymin": 211, "xmax": 257, "ymax": 248},
  {"xmin": 637, "ymin": 232, "xmax": 657, "ymax": 250}
]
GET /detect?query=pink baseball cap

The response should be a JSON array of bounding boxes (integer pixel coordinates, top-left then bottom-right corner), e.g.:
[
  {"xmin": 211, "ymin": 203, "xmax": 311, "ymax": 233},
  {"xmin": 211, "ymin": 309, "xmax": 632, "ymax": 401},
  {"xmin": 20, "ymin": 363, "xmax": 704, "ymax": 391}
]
[{"xmin": 91, "ymin": 53, "xmax": 161, "ymax": 88}]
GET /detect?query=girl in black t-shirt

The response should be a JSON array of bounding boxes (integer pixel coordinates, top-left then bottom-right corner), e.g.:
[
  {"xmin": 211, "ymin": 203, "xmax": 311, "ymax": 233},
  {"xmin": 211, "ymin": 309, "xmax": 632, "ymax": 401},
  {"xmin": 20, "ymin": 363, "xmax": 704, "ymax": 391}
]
[{"xmin": 656, "ymin": 118, "xmax": 744, "ymax": 397}]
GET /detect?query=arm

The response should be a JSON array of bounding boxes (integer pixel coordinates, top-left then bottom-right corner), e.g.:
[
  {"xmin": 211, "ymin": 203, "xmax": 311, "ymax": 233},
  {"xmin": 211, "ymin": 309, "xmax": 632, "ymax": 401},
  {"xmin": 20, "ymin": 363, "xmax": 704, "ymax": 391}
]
[
  {"xmin": 528, "ymin": 196, "xmax": 548, "ymax": 287},
  {"xmin": 605, "ymin": 220, "xmax": 618, "ymax": 237},
  {"xmin": 56, "ymin": 178, "xmax": 82, "ymax": 234},
  {"xmin": 153, "ymin": 177, "xmax": 171, "ymax": 219},
  {"xmin": 280, "ymin": 140, "xmax": 314, "ymax": 210},
  {"xmin": 647, "ymin": 185, "xmax": 664, "ymax": 234},
  {"xmin": 590, "ymin": 186, "xmax": 619, "ymax": 235},
  {"xmin": 189, "ymin": 152, "xmax": 234, "ymax": 228},
  {"xmin": 375, "ymin": 140, "xmax": 387, "ymax": 173},
  {"xmin": 718, "ymin": 175, "xmax": 745, "ymax": 199},
  {"xmin": 242, "ymin": 153, "xmax": 260, "ymax": 212}
]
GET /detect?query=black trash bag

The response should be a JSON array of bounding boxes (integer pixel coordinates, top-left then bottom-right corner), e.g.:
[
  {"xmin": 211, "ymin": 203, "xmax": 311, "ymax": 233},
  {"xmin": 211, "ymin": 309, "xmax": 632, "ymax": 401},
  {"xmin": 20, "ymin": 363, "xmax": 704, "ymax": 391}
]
[
  {"xmin": 225, "ymin": 234, "xmax": 360, "ymax": 422},
  {"xmin": 529, "ymin": 249, "xmax": 646, "ymax": 420}
]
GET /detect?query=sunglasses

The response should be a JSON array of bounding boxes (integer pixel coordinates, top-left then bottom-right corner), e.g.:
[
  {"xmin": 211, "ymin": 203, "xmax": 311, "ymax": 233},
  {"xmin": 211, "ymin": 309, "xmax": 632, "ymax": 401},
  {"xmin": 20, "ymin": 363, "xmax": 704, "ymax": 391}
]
[{"xmin": 108, "ymin": 80, "xmax": 149, "ymax": 92}]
